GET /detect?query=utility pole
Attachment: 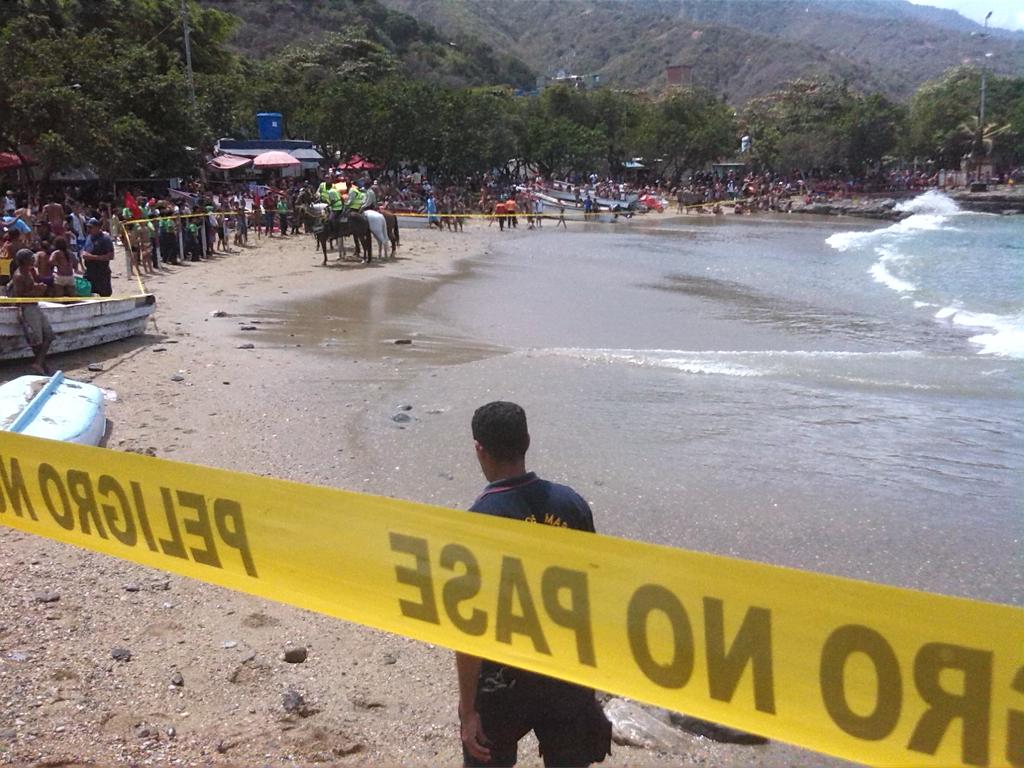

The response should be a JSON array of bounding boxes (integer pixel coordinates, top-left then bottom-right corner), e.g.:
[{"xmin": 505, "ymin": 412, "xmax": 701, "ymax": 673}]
[
  {"xmin": 975, "ymin": 11, "xmax": 992, "ymax": 184},
  {"xmin": 180, "ymin": 0, "xmax": 196, "ymax": 111}
]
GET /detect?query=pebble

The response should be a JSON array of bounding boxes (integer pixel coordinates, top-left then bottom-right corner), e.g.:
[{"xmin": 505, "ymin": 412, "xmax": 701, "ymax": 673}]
[
  {"xmin": 282, "ymin": 689, "xmax": 307, "ymax": 715},
  {"xmin": 394, "ymin": 338, "xmax": 413, "ymax": 345},
  {"xmin": 166, "ymin": 726, "xmax": 176, "ymax": 739},
  {"xmin": 152, "ymin": 347, "xmax": 167, "ymax": 353},
  {"xmin": 211, "ymin": 310, "xmax": 228, "ymax": 317},
  {"xmin": 397, "ymin": 404, "xmax": 413, "ymax": 411},
  {"xmin": 283, "ymin": 646, "xmax": 308, "ymax": 664},
  {"xmin": 240, "ymin": 326, "xmax": 257, "ymax": 331},
  {"xmin": 7, "ymin": 650, "xmax": 30, "ymax": 662},
  {"xmin": 111, "ymin": 647, "xmax": 132, "ymax": 662},
  {"xmin": 604, "ymin": 698, "xmax": 690, "ymax": 752},
  {"xmin": 237, "ymin": 343, "xmax": 255, "ymax": 350},
  {"xmin": 170, "ymin": 671, "xmax": 184, "ymax": 687},
  {"xmin": 87, "ymin": 363, "xmax": 104, "ymax": 372},
  {"xmin": 391, "ymin": 413, "xmax": 412, "ymax": 423},
  {"xmin": 33, "ymin": 592, "xmax": 60, "ymax": 604},
  {"xmin": 170, "ymin": 374, "xmax": 185, "ymax": 382},
  {"xmin": 222, "ymin": 640, "xmax": 238, "ymax": 649},
  {"xmin": 351, "ymin": 694, "xmax": 385, "ymax": 711},
  {"xmin": 0, "ymin": 727, "xmax": 16, "ymax": 740},
  {"xmin": 381, "ymin": 652, "xmax": 398, "ymax": 665},
  {"xmin": 124, "ymin": 584, "xmax": 140, "ymax": 593}
]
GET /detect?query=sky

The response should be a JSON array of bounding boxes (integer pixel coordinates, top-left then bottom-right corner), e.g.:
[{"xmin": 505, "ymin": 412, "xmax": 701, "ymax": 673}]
[{"xmin": 908, "ymin": 0, "xmax": 1024, "ymax": 31}]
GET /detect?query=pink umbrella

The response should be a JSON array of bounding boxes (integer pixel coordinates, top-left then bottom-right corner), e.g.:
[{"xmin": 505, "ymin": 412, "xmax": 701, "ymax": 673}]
[{"xmin": 252, "ymin": 150, "xmax": 300, "ymax": 169}]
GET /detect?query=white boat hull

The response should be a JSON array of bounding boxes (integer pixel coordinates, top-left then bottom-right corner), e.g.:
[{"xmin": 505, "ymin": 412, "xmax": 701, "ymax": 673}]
[
  {"xmin": 536, "ymin": 197, "xmax": 622, "ymax": 224},
  {"xmin": 0, "ymin": 295, "xmax": 156, "ymax": 361},
  {"xmin": 0, "ymin": 374, "xmax": 105, "ymax": 445},
  {"xmin": 391, "ymin": 213, "xmax": 432, "ymax": 229}
]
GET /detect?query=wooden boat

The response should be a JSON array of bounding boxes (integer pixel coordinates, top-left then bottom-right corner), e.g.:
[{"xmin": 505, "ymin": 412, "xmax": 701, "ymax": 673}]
[
  {"xmin": 535, "ymin": 194, "xmax": 626, "ymax": 224},
  {"xmin": 546, "ymin": 180, "xmax": 640, "ymax": 208},
  {"xmin": 0, "ymin": 294, "xmax": 156, "ymax": 361},
  {"xmin": 385, "ymin": 206, "xmax": 431, "ymax": 229},
  {"xmin": 0, "ymin": 371, "xmax": 105, "ymax": 445}
]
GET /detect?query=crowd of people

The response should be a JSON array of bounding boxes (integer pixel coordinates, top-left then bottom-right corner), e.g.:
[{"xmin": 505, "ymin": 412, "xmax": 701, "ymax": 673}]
[{"xmin": 5, "ymin": 161, "xmax": 1014, "ymax": 299}]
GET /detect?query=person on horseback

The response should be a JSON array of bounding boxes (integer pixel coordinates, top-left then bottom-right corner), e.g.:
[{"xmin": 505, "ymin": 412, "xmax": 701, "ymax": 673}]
[
  {"xmin": 326, "ymin": 183, "xmax": 345, "ymax": 226},
  {"xmin": 360, "ymin": 182, "xmax": 378, "ymax": 212},
  {"xmin": 317, "ymin": 175, "xmax": 332, "ymax": 206},
  {"xmin": 346, "ymin": 182, "xmax": 366, "ymax": 213}
]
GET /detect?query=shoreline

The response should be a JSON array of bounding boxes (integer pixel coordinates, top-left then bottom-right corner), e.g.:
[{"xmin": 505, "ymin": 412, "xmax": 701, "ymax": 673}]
[{"xmin": 0, "ymin": 224, "xmax": 844, "ymax": 766}]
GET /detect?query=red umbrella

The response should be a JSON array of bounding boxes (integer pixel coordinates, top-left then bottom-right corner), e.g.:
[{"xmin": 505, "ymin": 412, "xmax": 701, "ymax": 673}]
[
  {"xmin": 252, "ymin": 150, "xmax": 301, "ymax": 169},
  {"xmin": 338, "ymin": 154, "xmax": 380, "ymax": 171},
  {"xmin": 0, "ymin": 152, "xmax": 26, "ymax": 170}
]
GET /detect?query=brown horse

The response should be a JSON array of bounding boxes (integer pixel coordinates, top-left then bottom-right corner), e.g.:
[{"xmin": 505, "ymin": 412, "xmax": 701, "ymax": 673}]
[{"xmin": 313, "ymin": 212, "xmax": 374, "ymax": 265}]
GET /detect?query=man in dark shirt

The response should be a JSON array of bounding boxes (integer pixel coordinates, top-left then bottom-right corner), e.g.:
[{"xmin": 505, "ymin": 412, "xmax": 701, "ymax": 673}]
[
  {"xmin": 458, "ymin": 401, "xmax": 611, "ymax": 767},
  {"xmin": 80, "ymin": 218, "xmax": 114, "ymax": 296}
]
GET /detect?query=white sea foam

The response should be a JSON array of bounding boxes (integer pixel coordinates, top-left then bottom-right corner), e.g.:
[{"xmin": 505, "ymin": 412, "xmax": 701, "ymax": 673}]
[
  {"xmin": 869, "ymin": 245, "xmax": 916, "ymax": 293},
  {"xmin": 531, "ymin": 348, "xmax": 926, "ymax": 378},
  {"xmin": 894, "ymin": 189, "xmax": 961, "ymax": 216},
  {"xmin": 935, "ymin": 308, "xmax": 1024, "ymax": 359}
]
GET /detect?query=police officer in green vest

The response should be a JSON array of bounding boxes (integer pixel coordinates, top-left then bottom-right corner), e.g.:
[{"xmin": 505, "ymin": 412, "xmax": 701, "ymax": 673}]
[
  {"xmin": 326, "ymin": 185, "xmax": 345, "ymax": 224},
  {"xmin": 346, "ymin": 183, "xmax": 365, "ymax": 212},
  {"xmin": 317, "ymin": 177, "xmax": 332, "ymax": 205}
]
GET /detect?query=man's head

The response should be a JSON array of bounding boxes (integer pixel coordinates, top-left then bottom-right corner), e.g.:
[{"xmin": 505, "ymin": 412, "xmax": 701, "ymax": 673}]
[
  {"xmin": 14, "ymin": 248, "xmax": 36, "ymax": 269},
  {"xmin": 86, "ymin": 217, "xmax": 101, "ymax": 231},
  {"xmin": 472, "ymin": 401, "xmax": 530, "ymax": 477}
]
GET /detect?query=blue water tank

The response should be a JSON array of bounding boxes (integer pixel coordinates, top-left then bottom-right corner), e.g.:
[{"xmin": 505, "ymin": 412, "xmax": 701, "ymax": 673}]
[{"xmin": 256, "ymin": 112, "xmax": 283, "ymax": 141}]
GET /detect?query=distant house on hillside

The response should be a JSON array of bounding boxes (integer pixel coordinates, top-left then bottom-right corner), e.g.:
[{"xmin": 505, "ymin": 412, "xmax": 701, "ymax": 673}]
[
  {"xmin": 665, "ymin": 64, "xmax": 693, "ymax": 89},
  {"xmin": 537, "ymin": 71, "xmax": 602, "ymax": 91}
]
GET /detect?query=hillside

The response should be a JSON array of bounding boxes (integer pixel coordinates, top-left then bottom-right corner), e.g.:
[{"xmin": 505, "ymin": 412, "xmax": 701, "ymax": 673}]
[
  {"xmin": 379, "ymin": 0, "xmax": 1024, "ymax": 102},
  {"xmin": 201, "ymin": 0, "xmax": 535, "ymax": 88}
]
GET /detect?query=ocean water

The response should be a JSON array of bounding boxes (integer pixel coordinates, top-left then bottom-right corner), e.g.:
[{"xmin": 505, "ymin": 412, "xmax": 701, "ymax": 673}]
[
  {"xmin": 274, "ymin": 195, "xmax": 1023, "ymax": 603},
  {"xmin": 826, "ymin": 190, "xmax": 1024, "ymax": 359}
]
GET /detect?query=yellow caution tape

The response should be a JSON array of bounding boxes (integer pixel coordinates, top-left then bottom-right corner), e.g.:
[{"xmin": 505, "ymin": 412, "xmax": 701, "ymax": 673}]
[
  {"xmin": 0, "ymin": 433, "xmax": 1020, "ymax": 767},
  {"xmin": 121, "ymin": 210, "xmax": 244, "ymax": 226}
]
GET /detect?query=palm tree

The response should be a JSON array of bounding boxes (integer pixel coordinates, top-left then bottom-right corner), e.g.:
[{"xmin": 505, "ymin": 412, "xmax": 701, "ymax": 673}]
[{"xmin": 954, "ymin": 116, "xmax": 1012, "ymax": 178}]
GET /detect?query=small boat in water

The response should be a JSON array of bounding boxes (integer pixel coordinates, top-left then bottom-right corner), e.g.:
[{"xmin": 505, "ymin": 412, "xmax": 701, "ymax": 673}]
[
  {"xmin": 0, "ymin": 371, "xmax": 105, "ymax": 445},
  {"xmin": 0, "ymin": 294, "xmax": 156, "ymax": 361}
]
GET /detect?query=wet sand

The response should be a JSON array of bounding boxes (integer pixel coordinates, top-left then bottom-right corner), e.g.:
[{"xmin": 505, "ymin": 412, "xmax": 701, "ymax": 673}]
[{"xmin": 0, "ymin": 220, "xmax": 851, "ymax": 767}]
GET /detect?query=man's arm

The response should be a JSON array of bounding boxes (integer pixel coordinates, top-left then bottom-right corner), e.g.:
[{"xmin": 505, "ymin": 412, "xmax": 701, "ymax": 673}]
[
  {"xmin": 82, "ymin": 240, "xmax": 113, "ymax": 262},
  {"xmin": 456, "ymin": 651, "xmax": 491, "ymax": 763}
]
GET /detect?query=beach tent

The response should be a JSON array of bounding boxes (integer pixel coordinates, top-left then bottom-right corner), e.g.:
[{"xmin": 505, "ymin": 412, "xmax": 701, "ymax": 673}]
[{"xmin": 208, "ymin": 154, "xmax": 253, "ymax": 171}]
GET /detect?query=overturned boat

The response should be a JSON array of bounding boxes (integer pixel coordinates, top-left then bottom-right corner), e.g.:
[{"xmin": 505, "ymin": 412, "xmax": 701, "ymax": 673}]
[{"xmin": 0, "ymin": 294, "xmax": 156, "ymax": 361}]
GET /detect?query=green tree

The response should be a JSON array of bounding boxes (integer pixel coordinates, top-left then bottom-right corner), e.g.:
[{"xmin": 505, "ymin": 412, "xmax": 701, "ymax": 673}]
[
  {"xmin": 841, "ymin": 93, "xmax": 906, "ymax": 174},
  {"xmin": 635, "ymin": 89, "xmax": 736, "ymax": 181}
]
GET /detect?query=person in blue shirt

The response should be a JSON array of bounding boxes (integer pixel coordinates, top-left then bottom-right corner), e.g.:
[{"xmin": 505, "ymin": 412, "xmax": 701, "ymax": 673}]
[
  {"xmin": 80, "ymin": 218, "xmax": 114, "ymax": 296},
  {"xmin": 425, "ymin": 193, "xmax": 440, "ymax": 229},
  {"xmin": 457, "ymin": 401, "xmax": 611, "ymax": 768}
]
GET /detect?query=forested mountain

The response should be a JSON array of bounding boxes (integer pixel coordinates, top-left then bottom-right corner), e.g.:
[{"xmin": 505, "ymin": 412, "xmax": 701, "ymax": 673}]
[
  {"xmin": 378, "ymin": 0, "xmax": 1024, "ymax": 102},
  {"xmin": 203, "ymin": 0, "xmax": 534, "ymax": 88}
]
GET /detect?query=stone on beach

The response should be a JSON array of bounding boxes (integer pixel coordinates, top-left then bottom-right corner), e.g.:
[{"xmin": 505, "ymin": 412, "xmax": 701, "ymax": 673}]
[{"xmin": 603, "ymin": 698, "xmax": 692, "ymax": 752}]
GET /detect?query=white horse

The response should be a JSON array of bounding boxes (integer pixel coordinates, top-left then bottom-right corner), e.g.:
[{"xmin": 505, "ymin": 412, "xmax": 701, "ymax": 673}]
[{"xmin": 364, "ymin": 210, "xmax": 389, "ymax": 261}]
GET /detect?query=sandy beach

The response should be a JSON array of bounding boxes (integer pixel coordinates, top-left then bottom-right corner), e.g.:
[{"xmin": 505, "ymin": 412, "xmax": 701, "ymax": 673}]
[{"xmin": 0, "ymin": 221, "xmax": 840, "ymax": 767}]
